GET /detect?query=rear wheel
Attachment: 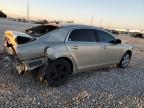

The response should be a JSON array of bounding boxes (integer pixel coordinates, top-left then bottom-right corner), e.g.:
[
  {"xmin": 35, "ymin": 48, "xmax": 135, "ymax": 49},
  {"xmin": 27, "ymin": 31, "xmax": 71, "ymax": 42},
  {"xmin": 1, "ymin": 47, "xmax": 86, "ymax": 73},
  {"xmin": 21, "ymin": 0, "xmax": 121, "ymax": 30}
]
[
  {"xmin": 118, "ymin": 52, "xmax": 131, "ymax": 68},
  {"xmin": 44, "ymin": 59, "xmax": 72, "ymax": 86}
]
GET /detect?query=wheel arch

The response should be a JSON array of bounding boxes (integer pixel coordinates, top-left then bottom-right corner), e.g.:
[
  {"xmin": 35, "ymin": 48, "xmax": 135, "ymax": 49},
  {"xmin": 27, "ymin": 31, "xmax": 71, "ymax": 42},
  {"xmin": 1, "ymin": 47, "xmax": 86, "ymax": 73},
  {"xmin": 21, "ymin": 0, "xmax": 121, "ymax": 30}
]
[
  {"xmin": 118, "ymin": 50, "xmax": 132, "ymax": 68},
  {"xmin": 125, "ymin": 50, "xmax": 132, "ymax": 58}
]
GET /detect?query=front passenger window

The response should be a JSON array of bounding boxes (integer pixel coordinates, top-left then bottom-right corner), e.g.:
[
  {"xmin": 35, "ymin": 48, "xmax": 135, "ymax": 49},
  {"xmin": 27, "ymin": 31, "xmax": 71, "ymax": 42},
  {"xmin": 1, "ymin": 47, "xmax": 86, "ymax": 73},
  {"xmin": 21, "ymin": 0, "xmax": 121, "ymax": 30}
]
[{"xmin": 96, "ymin": 30, "xmax": 116, "ymax": 43}]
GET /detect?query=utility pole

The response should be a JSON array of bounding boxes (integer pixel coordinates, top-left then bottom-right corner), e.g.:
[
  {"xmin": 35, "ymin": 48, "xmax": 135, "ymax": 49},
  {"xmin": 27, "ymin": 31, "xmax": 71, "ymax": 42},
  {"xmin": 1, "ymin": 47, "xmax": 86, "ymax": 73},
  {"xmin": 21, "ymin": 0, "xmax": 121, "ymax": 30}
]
[
  {"xmin": 27, "ymin": 0, "xmax": 29, "ymax": 22},
  {"xmin": 91, "ymin": 15, "xmax": 93, "ymax": 25},
  {"xmin": 100, "ymin": 17, "xmax": 103, "ymax": 27}
]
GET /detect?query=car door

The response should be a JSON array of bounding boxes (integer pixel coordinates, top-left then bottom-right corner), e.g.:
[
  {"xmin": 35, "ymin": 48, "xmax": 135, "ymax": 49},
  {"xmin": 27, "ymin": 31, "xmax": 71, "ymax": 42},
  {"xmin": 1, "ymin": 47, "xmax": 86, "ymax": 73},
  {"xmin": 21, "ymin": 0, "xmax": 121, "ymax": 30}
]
[
  {"xmin": 65, "ymin": 28, "xmax": 101, "ymax": 71},
  {"xmin": 95, "ymin": 29, "xmax": 124, "ymax": 65}
]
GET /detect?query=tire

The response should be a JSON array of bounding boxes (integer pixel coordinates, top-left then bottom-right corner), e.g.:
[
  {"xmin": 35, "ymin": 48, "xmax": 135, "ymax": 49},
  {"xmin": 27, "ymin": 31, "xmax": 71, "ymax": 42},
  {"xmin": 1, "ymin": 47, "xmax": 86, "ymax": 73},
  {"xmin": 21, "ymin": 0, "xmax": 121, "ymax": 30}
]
[
  {"xmin": 118, "ymin": 52, "xmax": 131, "ymax": 68},
  {"xmin": 44, "ymin": 59, "xmax": 72, "ymax": 86}
]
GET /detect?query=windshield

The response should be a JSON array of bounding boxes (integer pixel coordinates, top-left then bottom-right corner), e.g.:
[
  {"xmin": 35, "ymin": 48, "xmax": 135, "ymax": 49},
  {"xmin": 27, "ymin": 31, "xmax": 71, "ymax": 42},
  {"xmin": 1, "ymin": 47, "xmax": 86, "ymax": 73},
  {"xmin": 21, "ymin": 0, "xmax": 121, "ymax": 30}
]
[{"xmin": 25, "ymin": 25, "xmax": 59, "ymax": 37}]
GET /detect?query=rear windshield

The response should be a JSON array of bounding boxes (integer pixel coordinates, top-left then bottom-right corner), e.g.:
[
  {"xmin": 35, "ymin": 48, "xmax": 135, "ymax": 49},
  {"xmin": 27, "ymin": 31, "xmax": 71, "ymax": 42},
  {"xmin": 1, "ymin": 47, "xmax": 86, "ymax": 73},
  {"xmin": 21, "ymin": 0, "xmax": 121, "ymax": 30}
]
[{"xmin": 25, "ymin": 25, "xmax": 59, "ymax": 37}]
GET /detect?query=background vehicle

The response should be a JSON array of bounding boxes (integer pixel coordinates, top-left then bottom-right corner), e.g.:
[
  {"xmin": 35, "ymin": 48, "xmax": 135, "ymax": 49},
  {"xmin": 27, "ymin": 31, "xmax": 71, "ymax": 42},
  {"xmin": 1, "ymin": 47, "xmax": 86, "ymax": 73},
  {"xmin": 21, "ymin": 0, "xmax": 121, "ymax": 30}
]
[
  {"xmin": 131, "ymin": 32, "xmax": 144, "ymax": 38},
  {"xmin": 3, "ymin": 24, "xmax": 133, "ymax": 86}
]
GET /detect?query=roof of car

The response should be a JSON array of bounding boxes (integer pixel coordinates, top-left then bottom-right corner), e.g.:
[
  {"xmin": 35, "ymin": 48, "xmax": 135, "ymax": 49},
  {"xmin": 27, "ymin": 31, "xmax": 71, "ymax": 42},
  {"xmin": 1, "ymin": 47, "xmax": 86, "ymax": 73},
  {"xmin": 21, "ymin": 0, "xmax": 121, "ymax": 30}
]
[
  {"xmin": 38, "ymin": 23, "xmax": 114, "ymax": 43},
  {"xmin": 45, "ymin": 23, "xmax": 98, "ymax": 29}
]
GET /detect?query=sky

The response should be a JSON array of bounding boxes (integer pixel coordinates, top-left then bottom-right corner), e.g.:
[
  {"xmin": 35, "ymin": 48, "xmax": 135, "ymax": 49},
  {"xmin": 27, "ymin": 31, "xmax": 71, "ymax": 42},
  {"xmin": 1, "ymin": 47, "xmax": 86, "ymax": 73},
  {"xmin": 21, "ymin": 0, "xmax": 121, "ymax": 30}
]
[{"xmin": 0, "ymin": 0, "xmax": 144, "ymax": 30}]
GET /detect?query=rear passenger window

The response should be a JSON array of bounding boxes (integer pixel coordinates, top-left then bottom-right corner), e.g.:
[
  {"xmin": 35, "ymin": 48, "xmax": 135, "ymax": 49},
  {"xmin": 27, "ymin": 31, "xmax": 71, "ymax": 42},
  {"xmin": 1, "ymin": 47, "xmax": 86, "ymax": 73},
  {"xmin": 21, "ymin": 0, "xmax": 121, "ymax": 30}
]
[
  {"xmin": 68, "ymin": 29, "xmax": 96, "ymax": 42},
  {"xmin": 96, "ymin": 30, "xmax": 116, "ymax": 43}
]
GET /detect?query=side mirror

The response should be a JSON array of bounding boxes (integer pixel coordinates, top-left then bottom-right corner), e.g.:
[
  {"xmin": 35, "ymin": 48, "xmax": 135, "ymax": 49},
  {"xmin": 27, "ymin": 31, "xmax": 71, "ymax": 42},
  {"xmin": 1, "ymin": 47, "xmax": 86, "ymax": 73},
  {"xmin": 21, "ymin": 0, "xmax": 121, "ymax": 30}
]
[
  {"xmin": 110, "ymin": 39, "xmax": 121, "ymax": 44},
  {"xmin": 116, "ymin": 39, "xmax": 121, "ymax": 43}
]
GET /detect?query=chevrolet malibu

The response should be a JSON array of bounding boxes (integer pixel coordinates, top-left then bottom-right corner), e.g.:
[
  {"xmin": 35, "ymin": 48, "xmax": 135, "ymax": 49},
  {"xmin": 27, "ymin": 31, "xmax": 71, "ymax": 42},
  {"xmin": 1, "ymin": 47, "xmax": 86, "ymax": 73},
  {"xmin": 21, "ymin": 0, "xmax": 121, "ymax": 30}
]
[{"xmin": 3, "ymin": 24, "xmax": 132, "ymax": 86}]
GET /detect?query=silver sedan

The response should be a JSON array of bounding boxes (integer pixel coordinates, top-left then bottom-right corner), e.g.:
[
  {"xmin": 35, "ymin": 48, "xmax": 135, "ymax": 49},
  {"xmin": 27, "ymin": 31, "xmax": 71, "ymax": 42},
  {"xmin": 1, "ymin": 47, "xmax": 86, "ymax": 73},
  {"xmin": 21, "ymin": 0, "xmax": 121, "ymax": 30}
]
[{"xmin": 4, "ymin": 24, "xmax": 132, "ymax": 86}]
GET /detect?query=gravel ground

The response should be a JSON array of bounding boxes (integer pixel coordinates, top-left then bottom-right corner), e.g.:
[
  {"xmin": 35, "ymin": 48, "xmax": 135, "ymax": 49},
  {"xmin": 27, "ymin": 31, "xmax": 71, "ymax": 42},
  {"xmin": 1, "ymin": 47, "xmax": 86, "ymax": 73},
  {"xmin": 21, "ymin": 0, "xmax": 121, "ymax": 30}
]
[
  {"xmin": 0, "ymin": 19, "xmax": 144, "ymax": 108},
  {"xmin": 0, "ymin": 47, "xmax": 144, "ymax": 108}
]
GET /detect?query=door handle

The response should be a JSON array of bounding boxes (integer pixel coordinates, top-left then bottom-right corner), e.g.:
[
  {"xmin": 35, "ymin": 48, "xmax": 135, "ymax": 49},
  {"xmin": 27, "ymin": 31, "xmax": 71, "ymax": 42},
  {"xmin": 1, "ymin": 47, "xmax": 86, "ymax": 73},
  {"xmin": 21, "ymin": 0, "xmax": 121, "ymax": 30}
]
[
  {"xmin": 103, "ymin": 46, "xmax": 107, "ymax": 49},
  {"xmin": 70, "ymin": 46, "xmax": 79, "ymax": 49}
]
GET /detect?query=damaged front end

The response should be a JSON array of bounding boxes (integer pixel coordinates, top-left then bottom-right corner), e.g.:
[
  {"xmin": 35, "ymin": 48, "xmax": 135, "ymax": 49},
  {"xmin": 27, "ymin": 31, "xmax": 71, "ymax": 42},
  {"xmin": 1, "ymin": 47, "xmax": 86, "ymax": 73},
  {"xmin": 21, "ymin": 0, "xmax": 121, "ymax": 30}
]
[
  {"xmin": 3, "ymin": 24, "xmax": 60, "ymax": 76},
  {"xmin": 15, "ymin": 57, "xmax": 48, "ymax": 75},
  {"xmin": 3, "ymin": 31, "xmax": 41, "ymax": 75}
]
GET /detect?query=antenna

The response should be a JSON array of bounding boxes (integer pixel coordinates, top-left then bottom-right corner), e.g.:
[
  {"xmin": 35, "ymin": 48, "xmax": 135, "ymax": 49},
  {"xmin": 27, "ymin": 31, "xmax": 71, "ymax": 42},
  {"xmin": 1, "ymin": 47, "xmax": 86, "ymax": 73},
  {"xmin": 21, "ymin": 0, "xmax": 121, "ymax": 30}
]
[
  {"xmin": 27, "ymin": 0, "xmax": 29, "ymax": 22},
  {"xmin": 91, "ymin": 15, "xmax": 93, "ymax": 25}
]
